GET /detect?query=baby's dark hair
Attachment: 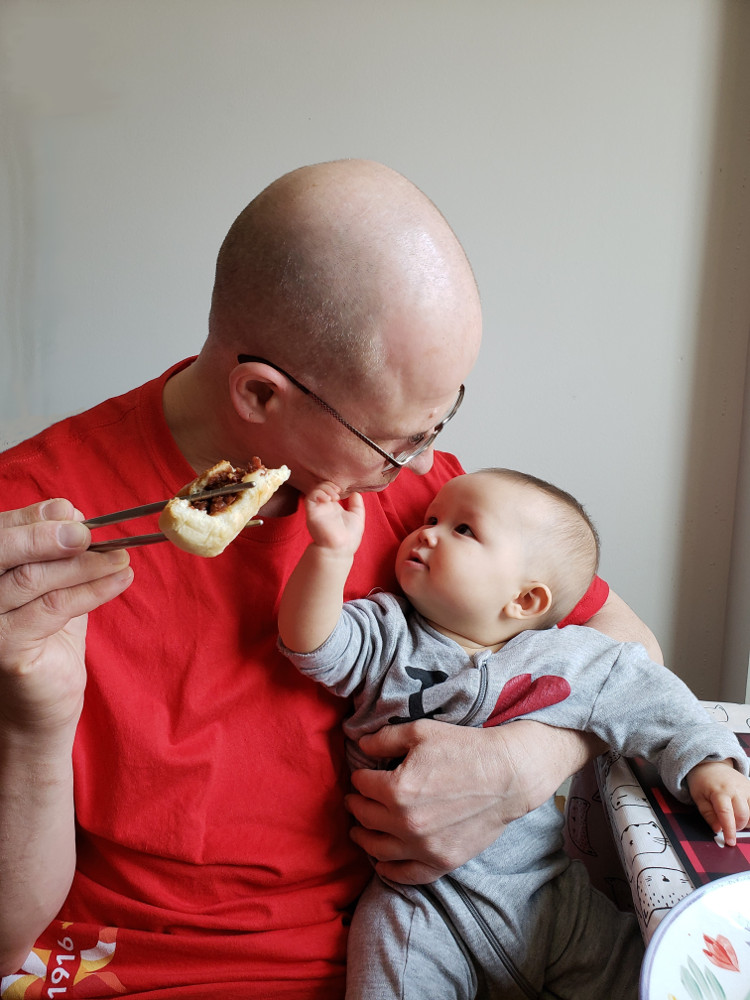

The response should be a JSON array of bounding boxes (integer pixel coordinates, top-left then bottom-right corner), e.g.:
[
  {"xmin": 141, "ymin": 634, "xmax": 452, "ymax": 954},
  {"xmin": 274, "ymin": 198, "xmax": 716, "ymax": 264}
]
[{"xmin": 477, "ymin": 468, "xmax": 601, "ymax": 627}]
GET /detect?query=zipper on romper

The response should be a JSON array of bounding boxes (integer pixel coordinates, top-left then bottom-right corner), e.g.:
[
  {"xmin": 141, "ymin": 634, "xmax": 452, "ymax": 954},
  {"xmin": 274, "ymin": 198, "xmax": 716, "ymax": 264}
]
[
  {"xmin": 449, "ymin": 882, "xmax": 540, "ymax": 999},
  {"xmin": 457, "ymin": 659, "xmax": 489, "ymax": 727}
]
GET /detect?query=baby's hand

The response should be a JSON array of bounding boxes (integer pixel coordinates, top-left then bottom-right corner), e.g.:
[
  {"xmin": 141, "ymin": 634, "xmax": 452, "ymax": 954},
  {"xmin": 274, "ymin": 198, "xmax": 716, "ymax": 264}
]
[
  {"xmin": 304, "ymin": 483, "xmax": 366, "ymax": 554},
  {"xmin": 687, "ymin": 760, "xmax": 750, "ymax": 847}
]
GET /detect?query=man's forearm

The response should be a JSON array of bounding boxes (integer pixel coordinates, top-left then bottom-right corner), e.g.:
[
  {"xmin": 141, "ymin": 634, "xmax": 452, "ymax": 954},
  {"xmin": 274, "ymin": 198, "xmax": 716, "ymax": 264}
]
[
  {"xmin": 0, "ymin": 732, "xmax": 77, "ymax": 974},
  {"xmin": 489, "ymin": 721, "xmax": 605, "ymax": 821},
  {"xmin": 347, "ymin": 717, "xmax": 607, "ymax": 883}
]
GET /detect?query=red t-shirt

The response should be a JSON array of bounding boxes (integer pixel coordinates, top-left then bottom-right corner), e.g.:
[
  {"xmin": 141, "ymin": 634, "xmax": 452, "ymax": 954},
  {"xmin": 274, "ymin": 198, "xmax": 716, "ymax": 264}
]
[{"xmin": 1, "ymin": 361, "xmax": 607, "ymax": 998}]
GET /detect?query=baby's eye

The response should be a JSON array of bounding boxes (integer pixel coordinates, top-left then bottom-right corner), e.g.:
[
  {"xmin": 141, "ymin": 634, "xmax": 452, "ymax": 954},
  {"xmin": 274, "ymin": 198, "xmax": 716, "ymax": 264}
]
[
  {"xmin": 408, "ymin": 431, "xmax": 428, "ymax": 446},
  {"xmin": 425, "ymin": 515, "xmax": 438, "ymax": 526},
  {"xmin": 454, "ymin": 523, "xmax": 474, "ymax": 537}
]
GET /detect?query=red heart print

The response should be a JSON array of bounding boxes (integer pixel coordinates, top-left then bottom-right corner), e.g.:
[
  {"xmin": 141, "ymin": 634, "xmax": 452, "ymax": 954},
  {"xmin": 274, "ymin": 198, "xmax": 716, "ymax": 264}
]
[{"xmin": 483, "ymin": 673, "xmax": 571, "ymax": 727}]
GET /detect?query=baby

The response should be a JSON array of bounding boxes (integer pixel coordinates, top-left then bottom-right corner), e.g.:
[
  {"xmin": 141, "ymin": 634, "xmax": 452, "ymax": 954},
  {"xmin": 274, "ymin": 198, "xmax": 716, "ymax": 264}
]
[{"xmin": 278, "ymin": 468, "xmax": 750, "ymax": 1000}]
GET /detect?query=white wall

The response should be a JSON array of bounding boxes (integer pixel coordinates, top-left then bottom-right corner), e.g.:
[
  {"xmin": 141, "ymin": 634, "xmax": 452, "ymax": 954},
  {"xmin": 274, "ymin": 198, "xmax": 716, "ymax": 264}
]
[{"xmin": 2, "ymin": 0, "xmax": 749, "ymax": 698}]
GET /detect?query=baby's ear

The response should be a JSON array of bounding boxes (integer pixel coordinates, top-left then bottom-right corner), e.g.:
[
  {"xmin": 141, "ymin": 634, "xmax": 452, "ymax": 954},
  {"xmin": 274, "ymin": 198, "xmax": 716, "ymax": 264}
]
[{"xmin": 504, "ymin": 584, "xmax": 552, "ymax": 621}]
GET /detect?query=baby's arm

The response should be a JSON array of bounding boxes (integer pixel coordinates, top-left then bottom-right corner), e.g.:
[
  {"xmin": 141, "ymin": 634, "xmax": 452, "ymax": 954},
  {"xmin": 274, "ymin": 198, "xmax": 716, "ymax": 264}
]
[
  {"xmin": 278, "ymin": 484, "xmax": 366, "ymax": 653},
  {"xmin": 687, "ymin": 760, "xmax": 750, "ymax": 847}
]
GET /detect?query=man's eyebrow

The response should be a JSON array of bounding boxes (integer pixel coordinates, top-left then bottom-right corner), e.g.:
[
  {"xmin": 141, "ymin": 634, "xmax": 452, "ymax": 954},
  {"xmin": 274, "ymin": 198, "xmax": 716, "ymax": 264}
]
[
  {"xmin": 371, "ymin": 393, "xmax": 459, "ymax": 448},
  {"xmin": 382, "ymin": 414, "xmax": 439, "ymax": 442},
  {"xmin": 368, "ymin": 424, "xmax": 425, "ymax": 445}
]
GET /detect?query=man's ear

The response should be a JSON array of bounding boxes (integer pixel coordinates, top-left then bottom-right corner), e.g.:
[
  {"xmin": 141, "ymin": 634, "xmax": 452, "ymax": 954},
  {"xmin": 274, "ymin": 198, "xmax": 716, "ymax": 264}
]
[
  {"xmin": 229, "ymin": 360, "xmax": 288, "ymax": 424},
  {"xmin": 504, "ymin": 584, "xmax": 552, "ymax": 621}
]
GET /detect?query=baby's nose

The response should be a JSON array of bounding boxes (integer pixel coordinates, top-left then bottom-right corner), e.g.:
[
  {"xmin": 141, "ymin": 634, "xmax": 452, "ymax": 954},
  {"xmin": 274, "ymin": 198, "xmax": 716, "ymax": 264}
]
[{"xmin": 419, "ymin": 525, "xmax": 438, "ymax": 546}]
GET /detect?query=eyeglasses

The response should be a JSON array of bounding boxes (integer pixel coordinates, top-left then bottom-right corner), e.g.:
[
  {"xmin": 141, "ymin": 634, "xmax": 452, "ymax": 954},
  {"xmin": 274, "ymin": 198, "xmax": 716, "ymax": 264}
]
[{"xmin": 237, "ymin": 355, "xmax": 464, "ymax": 469}]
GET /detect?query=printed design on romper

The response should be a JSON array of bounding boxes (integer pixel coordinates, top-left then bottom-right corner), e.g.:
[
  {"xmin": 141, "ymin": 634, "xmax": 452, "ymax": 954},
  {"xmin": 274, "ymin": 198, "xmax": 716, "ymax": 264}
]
[
  {"xmin": 0, "ymin": 925, "xmax": 126, "ymax": 999},
  {"xmin": 388, "ymin": 666, "xmax": 450, "ymax": 724},
  {"xmin": 483, "ymin": 673, "xmax": 571, "ymax": 727}
]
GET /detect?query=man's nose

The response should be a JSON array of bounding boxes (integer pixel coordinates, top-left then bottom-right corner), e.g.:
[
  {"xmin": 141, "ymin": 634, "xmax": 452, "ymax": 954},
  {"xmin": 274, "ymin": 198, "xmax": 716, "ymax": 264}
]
[{"xmin": 406, "ymin": 447, "xmax": 435, "ymax": 477}]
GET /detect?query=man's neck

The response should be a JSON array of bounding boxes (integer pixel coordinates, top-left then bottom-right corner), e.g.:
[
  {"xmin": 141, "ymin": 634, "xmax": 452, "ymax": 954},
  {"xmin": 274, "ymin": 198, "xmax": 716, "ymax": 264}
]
[{"xmin": 162, "ymin": 363, "xmax": 223, "ymax": 474}]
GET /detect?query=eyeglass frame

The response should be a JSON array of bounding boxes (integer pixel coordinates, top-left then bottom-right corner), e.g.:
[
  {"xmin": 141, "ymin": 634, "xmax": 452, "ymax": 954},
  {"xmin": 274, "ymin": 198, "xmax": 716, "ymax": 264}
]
[{"xmin": 236, "ymin": 354, "xmax": 464, "ymax": 469}]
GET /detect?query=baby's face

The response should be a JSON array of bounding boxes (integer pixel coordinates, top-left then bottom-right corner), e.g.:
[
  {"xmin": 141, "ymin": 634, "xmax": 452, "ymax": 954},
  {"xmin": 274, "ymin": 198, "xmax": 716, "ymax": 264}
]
[{"xmin": 395, "ymin": 472, "xmax": 538, "ymax": 644}]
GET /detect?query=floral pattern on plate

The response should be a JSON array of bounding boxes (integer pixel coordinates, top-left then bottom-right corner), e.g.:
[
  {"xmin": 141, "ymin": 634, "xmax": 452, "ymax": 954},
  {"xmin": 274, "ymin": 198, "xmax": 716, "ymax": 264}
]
[{"xmin": 640, "ymin": 871, "xmax": 750, "ymax": 1000}]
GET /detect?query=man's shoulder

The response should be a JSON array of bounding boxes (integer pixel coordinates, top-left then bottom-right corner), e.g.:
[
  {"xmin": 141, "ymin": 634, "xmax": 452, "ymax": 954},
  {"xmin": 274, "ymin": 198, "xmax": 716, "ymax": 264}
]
[
  {"xmin": 0, "ymin": 361, "xmax": 189, "ymax": 509},
  {"xmin": 2, "ymin": 380, "xmax": 144, "ymax": 471},
  {"xmin": 2, "ymin": 359, "xmax": 192, "ymax": 463}
]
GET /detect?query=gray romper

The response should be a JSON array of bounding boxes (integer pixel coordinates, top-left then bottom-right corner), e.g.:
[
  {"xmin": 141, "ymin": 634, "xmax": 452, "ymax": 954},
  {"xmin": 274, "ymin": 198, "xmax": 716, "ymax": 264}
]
[{"xmin": 280, "ymin": 593, "xmax": 747, "ymax": 1000}]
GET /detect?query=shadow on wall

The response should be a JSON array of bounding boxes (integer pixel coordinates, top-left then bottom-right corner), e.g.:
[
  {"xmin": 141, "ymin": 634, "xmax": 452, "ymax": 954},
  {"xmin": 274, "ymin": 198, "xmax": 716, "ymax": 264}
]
[{"xmin": 672, "ymin": 0, "xmax": 750, "ymax": 700}]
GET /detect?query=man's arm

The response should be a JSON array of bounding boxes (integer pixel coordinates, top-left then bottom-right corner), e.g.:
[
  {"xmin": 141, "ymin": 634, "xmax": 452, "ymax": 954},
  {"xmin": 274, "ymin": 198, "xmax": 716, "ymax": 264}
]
[
  {"xmin": 0, "ymin": 499, "xmax": 133, "ymax": 974},
  {"xmin": 585, "ymin": 589, "xmax": 664, "ymax": 663},
  {"xmin": 346, "ymin": 719, "xmax": 603, "ymax": 883}
]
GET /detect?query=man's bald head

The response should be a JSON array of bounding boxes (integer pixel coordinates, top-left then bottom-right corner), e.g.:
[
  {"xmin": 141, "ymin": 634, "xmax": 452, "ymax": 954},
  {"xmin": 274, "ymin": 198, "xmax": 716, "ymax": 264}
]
[{"xmin": 207, "ymin": 159, "xmax": 480, "ymax": 396}]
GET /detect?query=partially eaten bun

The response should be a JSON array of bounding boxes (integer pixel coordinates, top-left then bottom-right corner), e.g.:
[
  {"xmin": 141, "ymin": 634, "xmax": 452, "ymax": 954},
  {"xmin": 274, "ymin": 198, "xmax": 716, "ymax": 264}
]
[{"xmin": 159, "ymin": 458, "xmax": 290, "ymax": 557}]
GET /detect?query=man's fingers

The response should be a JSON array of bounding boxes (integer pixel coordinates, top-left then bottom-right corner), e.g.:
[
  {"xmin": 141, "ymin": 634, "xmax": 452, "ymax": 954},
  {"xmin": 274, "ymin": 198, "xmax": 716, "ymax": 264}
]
[
  {"xmin": 349, "ymin": 824, "xmax": 406, "ymax": 861},
  {"xmin": 0, "ymin": 501, "xmax": 132, "ymax": 662},
  {"xmin": 348, "ymin": 768, "xmax": 425, "ymax": 826},
  {"xmin": 0, "ymin": 558, "xmax": 133, "ymax": 654},
  {"xmin": 348, "ymin": 825, "xmax": 452, "ymax": 884},
  {"xmin": 358, "ymin": 724, "xmax": 415, "ymax": 760},
  {"xmin": 0, "ymin": 517, "xmax": 91, "ymax": 577},
  {"xmin": 373, "ymin": 860, "xmax": 448, "ymax": 885},
  {"xmin": 345, "ymin": 788, "xmax": 399, "ymax": 833},
  {"xmin": 0, "ymin": 549, "xmax": 131, "ymax": 616},
  {"xmin": 0, "ymin": 498, "xmax": 81, "ymax": 530}
]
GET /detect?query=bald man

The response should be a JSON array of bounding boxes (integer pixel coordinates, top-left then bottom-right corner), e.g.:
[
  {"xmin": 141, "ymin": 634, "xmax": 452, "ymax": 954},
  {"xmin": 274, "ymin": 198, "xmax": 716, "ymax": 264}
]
[{"xmin": 0, "ymin": 160, "xmax": 657, "ymax": 998}]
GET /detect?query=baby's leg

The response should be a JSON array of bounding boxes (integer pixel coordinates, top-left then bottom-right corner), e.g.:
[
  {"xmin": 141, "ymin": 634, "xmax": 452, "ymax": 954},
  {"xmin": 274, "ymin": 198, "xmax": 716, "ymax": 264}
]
[
  {"xmin": 544, "ymin": 861, "xmax": 644, "ymax": 1000},
  {"xmin": 346, "ymin": 877, "xmax": 478, "ymax": 1000}
]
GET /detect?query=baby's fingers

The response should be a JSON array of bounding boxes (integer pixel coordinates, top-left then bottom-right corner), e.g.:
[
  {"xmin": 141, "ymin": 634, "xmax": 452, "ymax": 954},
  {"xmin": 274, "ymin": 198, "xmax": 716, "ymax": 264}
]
[
  {"xmin": 734, "ymin": 794, "xmax": 750, "ymax": 833},
  {"xmin": 305, "ymin": 482, "xmax": 341, "ymax": 506},
  {"xmin": 710, "ymin": 792, "xmax": 738, "ymax": 846},
  {"xmin": 343, "ymin": 491, "xmax": 365, "ymax": 516}
]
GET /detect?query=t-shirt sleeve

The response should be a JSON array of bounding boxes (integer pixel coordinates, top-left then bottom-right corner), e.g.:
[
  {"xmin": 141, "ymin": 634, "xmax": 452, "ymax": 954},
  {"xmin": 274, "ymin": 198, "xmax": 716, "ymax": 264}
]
[{"xmin": 556, "ymin": 575, "xmax": 610, "ymax": 628}]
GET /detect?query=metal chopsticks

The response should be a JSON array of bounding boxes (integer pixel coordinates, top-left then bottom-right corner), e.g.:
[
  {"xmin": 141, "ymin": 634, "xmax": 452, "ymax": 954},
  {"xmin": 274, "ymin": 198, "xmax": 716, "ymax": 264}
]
[{"xmin": 85, "ymin": 480, "xmax": 262, "ymax": 551}]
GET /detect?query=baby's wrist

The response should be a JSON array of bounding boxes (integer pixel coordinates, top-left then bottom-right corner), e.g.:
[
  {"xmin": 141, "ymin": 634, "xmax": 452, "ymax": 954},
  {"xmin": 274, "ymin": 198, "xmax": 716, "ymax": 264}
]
[{"xmin": 311, "ymin": 540, "xmax": 357, "ymax": 564}]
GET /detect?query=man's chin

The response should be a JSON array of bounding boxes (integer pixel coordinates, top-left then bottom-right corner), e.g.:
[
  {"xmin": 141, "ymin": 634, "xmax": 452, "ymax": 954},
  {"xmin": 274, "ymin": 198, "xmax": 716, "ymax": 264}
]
[
  {"xmin": 338, "ymin": 476, "xmax": 399, "ymax": 498},
  {"xmin": 352, "ymin": 483, "xmax": 394, "ymax": 497}
]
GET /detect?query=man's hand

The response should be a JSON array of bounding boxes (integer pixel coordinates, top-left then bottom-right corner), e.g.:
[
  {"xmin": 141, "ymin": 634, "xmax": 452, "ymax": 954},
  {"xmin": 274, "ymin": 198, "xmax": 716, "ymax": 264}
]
[
  {"xmin": 345, "ymin": 719, "xmax": 602, "ymax": 884},
  {"xmin": 0, "ymin": 499, "xmax": 133, "ymax": 733}
]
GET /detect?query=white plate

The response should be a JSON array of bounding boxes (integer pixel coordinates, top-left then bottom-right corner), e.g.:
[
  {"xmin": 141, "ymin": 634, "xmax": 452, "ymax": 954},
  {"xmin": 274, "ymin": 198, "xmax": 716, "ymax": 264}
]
[{"xmin": 640, "ymin": 870, "xmax": 750, "ymax": 999}]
